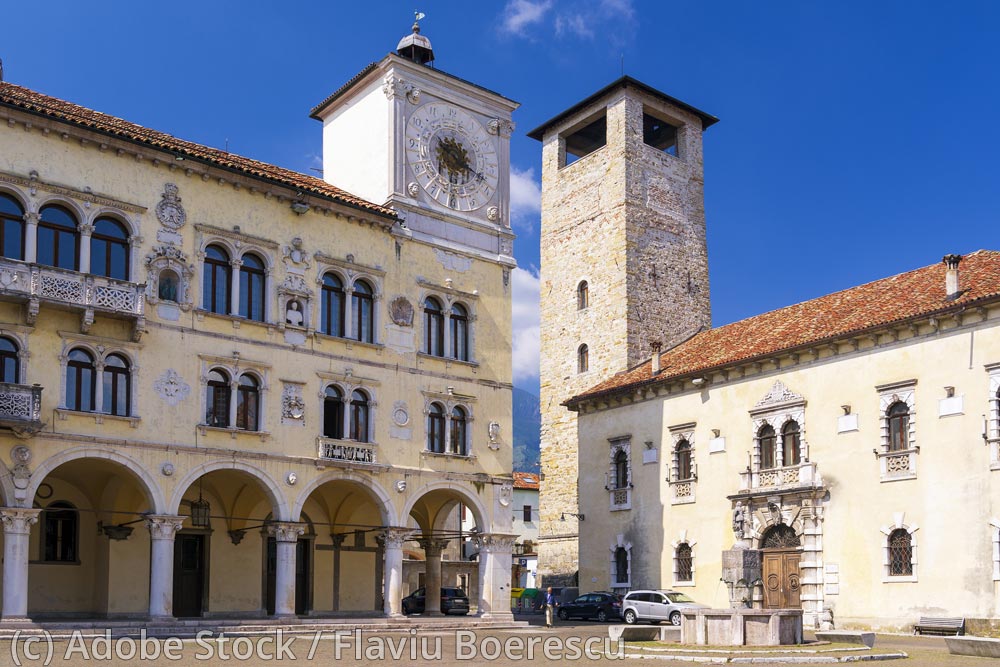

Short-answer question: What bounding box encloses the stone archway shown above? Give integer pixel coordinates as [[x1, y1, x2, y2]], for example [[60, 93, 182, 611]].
[[759, 524, 802, 610]]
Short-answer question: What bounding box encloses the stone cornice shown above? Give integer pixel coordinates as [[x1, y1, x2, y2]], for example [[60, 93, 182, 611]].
[[0, 169, 146, 214]]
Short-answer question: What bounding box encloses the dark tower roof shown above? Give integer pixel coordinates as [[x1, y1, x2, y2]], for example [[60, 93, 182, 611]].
[[396, 18, 434, 65]]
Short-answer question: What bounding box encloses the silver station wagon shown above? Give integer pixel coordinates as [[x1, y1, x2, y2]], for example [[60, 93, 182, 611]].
[[621, 590, 707, 625]]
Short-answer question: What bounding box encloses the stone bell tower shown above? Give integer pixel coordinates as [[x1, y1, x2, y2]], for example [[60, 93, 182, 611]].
[[529, 77, 717, 587]]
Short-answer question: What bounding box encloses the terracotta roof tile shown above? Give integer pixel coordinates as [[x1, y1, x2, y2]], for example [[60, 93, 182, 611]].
[[569, 251, 1000, 405], [513, 472, 540, 490], [0, 82, 396, 221]]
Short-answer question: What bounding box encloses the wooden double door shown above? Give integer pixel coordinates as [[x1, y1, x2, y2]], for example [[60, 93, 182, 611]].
[[762, 550, 801, 609]]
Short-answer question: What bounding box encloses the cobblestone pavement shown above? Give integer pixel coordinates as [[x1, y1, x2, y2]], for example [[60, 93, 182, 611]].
[[0, 615, 993, 666]]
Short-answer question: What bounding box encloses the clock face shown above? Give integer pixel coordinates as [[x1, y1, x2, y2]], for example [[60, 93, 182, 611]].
[[405, 102, 499, 212]]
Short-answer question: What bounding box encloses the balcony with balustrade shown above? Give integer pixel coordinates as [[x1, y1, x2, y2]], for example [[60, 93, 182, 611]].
[[738, 461, 823, 495], [317, 437, 379, 468], [0, 259, 146, 340], [0, 383, 44, 438]]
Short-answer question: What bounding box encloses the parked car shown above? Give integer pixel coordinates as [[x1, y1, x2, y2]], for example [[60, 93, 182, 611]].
[[557, 591, 622, 622], [621, 590, 706, 625], [401, 587, 470, 615]]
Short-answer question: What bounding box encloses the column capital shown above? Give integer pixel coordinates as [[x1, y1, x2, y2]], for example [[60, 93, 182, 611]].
[[381, 527, 415, 549], [0, 508, 40, 535], [331, 533, 347, 549], [417, 536, 450, 557], [268, 521, 305, 543], [473, 532, 518, 554], [144, 515, 186, 540]]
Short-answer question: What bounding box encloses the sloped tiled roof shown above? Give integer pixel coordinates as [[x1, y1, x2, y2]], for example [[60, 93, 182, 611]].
[[569, 251, 1000, 406], [513, 472, 540, 490], [0, 81, 396, 220]]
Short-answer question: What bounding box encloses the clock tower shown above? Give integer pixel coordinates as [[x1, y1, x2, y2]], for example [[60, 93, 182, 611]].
[[310, 20, 518, 264]]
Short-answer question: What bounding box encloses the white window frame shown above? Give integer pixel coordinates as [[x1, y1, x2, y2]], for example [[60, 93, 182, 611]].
[[314, 253, 386, 346], [420, 389, 475, 458], [670, 531, 697, 587], [668, 422, 696, 505], [194, 225, 278, 324], [876, 379, 917, 481], [57, 333, 140, 425], [197, 353, 271, 438], [607, 436, 632, 511], [880, 512, 918, 583], [748, 381, 808, 489], [610, 534, 632, 590]]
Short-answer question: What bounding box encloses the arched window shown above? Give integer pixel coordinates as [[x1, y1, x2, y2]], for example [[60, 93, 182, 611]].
[[323, 385, 344, 439], [451, 303, 469, 361], [236, 374, 260, 431], [352, 280, 374, 343], [578, 344, 589, 374], [350, 390, 370, 442], [0, 193, 25, 260], [158, 269, 180, 302], [102, 353, 131, 416], [760, 524, 801, 549], [321, 273, 345, 337], [427, 402, 446, 453], [239, 253, 266, 322], [613, 449, 629, 490], [424, 297, 444, 356], [577, 280, 589, 310], [43, 501, 78, 562], [66, 348, 95, 412], [91, 217, 129, 280], [675, 543, 693, 582], [450, 406, 468, 455], [206, 368, 231, 427], [888, 529, 913, 576], [0, 337, 19, 384], [676, 439, 693, 481], [758, 424, 777, 470], [203, 245, 232, 315], [887, 402, 909, 452], [782, 421, 801, 467], [38, 205, 79, 270], [614, 547, 629, 585]]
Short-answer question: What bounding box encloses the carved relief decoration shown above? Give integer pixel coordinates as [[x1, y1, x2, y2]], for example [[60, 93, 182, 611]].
[[145, 244, 195, 309], [281, 237, 311, 274], [498, 481, 513, 507], [281, 383, 306, 424], [389, 296, 414, 327], [155, 183, 187, 231], [153, 369, 191, 407], [488, 421, 501, 450]]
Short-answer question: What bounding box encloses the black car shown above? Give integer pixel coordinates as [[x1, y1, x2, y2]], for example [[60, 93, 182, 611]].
[[401, 587, 470, 615], [557, 592, 622, 622]]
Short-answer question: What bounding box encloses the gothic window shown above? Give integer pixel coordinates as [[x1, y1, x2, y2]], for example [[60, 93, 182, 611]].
[[239, 253, 266, 322], [90, 217, 130, 280], [351, 280, 374, 343], [577, 281, 589, 310], [0, 336, 19, 384], [323, 385, 344, 439], [0, 193, 25, 260], [102, 353, 131, 417], [578, 344, 589, 374], [66, 348, 96, 412], [782, 421, 801, 466], [236, 373, 260, 431], [887, 402, 910, 452], [888, 529, 913, 576], [320, 273, 345, 337], [758, 424, 777, 470], [450, 406, 468, 455], [203, 245, 232, 314], [675, 543, 693, 582], [451, 303, 469, 361], [42, 501, 78, 563], [38, 204, 79, 271], [427, 402, 446, 453], [614, 546, 629, 586], [424, 297, 444, 356], [613, 450, 629, 490], [206, 368, 231, 427], [350, 389, 370, 442], [676, 439, 693, 480]]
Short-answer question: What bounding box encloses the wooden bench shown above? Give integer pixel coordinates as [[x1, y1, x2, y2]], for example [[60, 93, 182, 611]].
[[913, 616, 965, 635]]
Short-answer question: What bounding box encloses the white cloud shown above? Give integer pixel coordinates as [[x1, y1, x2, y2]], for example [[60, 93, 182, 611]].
[[555, 14, 593, 39], [509, 166, 541, 231], [511, 266, 540, 384], [501, 0, 553, 35]]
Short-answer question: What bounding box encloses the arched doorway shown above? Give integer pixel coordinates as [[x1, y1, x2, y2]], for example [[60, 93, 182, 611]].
[[759, 523, 801, 609]]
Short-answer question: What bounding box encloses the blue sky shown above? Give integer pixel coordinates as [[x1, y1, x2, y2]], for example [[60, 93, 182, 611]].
[[3, 1, 997, 395]]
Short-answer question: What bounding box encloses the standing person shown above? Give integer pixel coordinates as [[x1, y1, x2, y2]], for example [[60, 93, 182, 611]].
[[545, 587, 557, 628]]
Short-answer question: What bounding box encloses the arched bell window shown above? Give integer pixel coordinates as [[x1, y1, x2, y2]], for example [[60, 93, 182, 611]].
[[782, 421, 801, 466], [451, 303, 469, 361], [676, 439, 693, 481], [427, 402, 446, 453], [66, 348, 96, 412], [236, 373, 260, 430], [887, 402, 910, 452], [206, 368, 231, 427], [43, 501, 78, 563], [323, 385, 344, 439], [102, 353, 131, 417], [758, 424, 777, 470], [0, 193, 25, 260], [91, 217, 130, 280], [321, 273, 345, 337], [38, 205, 79, 271], [239, 253, 266, 322], [203, 245, 232, 315], [450, 406, 468, 455], [350, 389, 370, 443], [352, 280, 374, 343], [0, 336, 19, 384], [424, 297, 444, 356]]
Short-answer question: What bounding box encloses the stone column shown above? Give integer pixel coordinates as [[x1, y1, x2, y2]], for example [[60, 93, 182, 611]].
[[382, 528, 411, 617], [229, 379, 240, 429], [1, 508, 40, 621], [145, 515, 186, 620], [475, 533, 517, 621], [229, 259, 242, 317], [93, 360, 106, 414], [330, 533, 346, 611], [343, 287, 354, 340], [23, 213, 38, 264], [442, 311, 451, 358], [269, 522, 304, 618], [78, 222, 94, 274], [419, 537, 449, 616]]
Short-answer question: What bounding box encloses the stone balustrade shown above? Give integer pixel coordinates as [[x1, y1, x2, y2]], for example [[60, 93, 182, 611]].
[[0, 383, 44, 437], [317, 438, 377, 464], [740, 461, 822, 492]]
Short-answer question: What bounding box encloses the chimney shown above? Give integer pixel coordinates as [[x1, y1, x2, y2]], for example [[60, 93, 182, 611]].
[[943, 254, 962, 300], [650, 341, 662, 375]]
